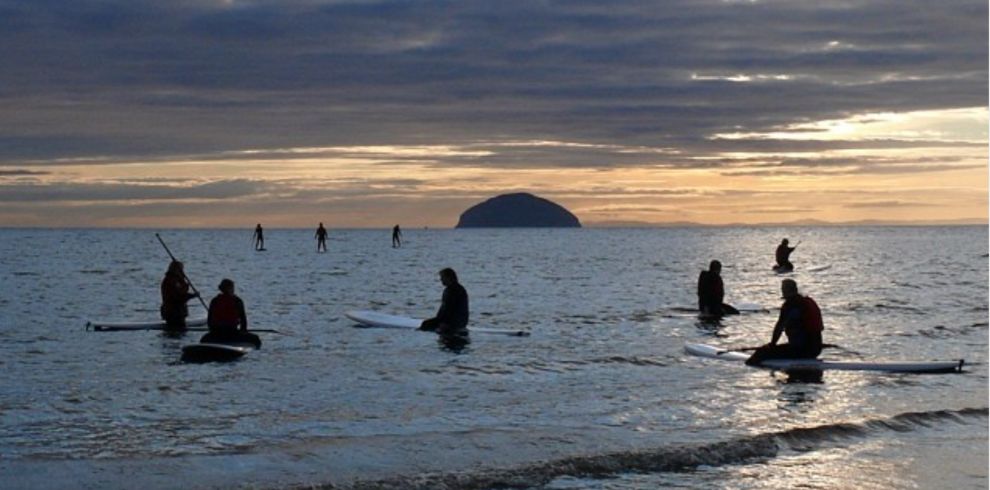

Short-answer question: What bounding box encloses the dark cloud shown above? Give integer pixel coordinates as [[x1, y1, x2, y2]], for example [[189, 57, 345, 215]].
[[0, 169, 50, 176], [0, 0, 984, 166], [0, 179, 270, 202]]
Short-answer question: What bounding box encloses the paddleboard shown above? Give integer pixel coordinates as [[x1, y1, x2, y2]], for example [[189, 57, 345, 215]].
[[345, 310, 531, 337], [87, 317, 208, 331], [806, 264, 832, 272], [685, 343, 964, 373], [181, 343, 252, 363], [772, 265, 794, 274]]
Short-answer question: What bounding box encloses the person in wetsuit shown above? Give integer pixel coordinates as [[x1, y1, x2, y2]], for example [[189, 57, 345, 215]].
[[775, 238, 797, 270], [203, 278, 261, 348], [253, 224, 265, 251], [746, 279, 823, 365], [315, 222, 328, 252], [160, 260, 198, 330], [419, 268, 469, 335], [392, 225, 402, 248], [697, 260, 738, 317]]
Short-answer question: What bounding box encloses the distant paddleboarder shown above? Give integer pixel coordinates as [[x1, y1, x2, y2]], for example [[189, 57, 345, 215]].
[[420, 268, 469, 335], [315, 222, 328, 252], [746, 279, 823, 365], [253, 224, 265, 251], [203, 279, 261, 348], [774, 238, 797, 271], [160, 260, 199, 330], [392, 224, 402, 248], [697, 260, 739, 317]]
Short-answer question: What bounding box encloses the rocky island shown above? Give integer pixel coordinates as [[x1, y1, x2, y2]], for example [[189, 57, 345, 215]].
[[455, 193, 581, 228]]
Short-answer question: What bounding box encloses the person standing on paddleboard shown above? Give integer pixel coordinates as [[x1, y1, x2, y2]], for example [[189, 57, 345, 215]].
[[160, 261, 199, 330], [775, 238, 797, 271], [746, 279, 823, 365], [392, 224, 402, 248], [204, 279, 260, 348], [253, 223, 265, 251], [315, 222, 328, 253], [697, 260, 739, 317], [420, 268, 469, 335]]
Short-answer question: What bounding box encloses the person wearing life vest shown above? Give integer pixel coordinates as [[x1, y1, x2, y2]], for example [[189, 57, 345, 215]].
[[697, 260, 739, 317], [204, 278, 261, 348], [746, 279, 823, 365], [160, 260, 198, 330]]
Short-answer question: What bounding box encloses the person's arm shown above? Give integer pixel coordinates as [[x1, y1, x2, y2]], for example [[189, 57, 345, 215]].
[[237, 297, 248, 331]]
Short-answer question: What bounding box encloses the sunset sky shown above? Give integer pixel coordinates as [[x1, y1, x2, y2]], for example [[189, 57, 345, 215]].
[[0, 0, 986, 227]]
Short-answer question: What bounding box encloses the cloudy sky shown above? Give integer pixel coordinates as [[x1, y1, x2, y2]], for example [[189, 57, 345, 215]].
[[0, 0, 986, 227]]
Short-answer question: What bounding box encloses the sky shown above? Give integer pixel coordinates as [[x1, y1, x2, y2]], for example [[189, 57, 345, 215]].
[[0, 0, 986, 228]]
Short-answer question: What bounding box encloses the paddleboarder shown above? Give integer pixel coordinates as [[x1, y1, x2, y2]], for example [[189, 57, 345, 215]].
[[315, 222, 328, 252], [203, 279, 260, 347], [419, 268, 469, 335], [160, 261, 199, 330], [392, 224, 402, 248], [775, 238, 797, 271], [746, 279, 823, 365], [253, 223, 265, 251], [697, 260, 739, 317]]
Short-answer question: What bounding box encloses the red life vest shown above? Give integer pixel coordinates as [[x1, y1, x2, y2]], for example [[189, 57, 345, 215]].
[[210, 294, 241, 328], [799, 296, 824, 333]]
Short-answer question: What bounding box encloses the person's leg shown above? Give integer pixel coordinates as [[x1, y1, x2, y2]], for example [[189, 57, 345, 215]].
[[419, 318, 439, 331], [746, 343, 797, 365]]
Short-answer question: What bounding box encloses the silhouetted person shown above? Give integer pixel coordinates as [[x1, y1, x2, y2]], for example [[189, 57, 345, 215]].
[[160, 260, 198, 330], [315, 222, 328, 252], [746, 279, 823, 365], [202, 278, 261, 348], [697, 260, 739, 317], [420, 268, 469, 335], [253, 224, 265, 251], [392, 224, 402, 248], [775, 238, 797, 271]]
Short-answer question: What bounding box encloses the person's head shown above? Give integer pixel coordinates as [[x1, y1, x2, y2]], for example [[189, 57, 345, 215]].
[[167, 260, 184, 274], [439, 268, 458, 286], [319, 222, 323, 226], [709, 260, 722, 273], [781, 278, 799, 299], [781, 238, 789, 245], [218, 278, 235, 294]]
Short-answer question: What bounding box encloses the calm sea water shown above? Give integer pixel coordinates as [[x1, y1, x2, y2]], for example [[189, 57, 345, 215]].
[[0, 227, 986, 489]]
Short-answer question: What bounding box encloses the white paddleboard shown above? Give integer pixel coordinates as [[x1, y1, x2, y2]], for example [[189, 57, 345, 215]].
[[806, 264, 832, 272], [87, 317, 208, 331], [685, 343, 964, 373], [345, 310, 530, 337]]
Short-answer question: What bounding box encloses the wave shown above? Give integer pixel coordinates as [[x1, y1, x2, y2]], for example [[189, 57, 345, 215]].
[[336, 407, 987, 490]]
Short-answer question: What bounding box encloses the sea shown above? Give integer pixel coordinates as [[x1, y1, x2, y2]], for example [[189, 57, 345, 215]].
[[0, 226, 987, 490]]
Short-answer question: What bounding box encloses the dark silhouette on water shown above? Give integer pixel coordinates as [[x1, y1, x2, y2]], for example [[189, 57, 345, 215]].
[[392, 224, 402, 248], [774, 238, 797, 271], [697, 260, 739, 318], [747, 279, 823, 366], [160, 260, 199, 331], [315, 223, 328, 253], [253, 224, 265, 251], [420, 268, 469, 335], [203, 278, 261, 348]]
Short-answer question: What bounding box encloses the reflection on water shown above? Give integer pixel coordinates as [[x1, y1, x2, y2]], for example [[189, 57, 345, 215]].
[[0, 227, 985, 489]]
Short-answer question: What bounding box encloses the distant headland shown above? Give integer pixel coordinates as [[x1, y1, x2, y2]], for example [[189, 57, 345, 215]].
[[456, 193, 582, 228]]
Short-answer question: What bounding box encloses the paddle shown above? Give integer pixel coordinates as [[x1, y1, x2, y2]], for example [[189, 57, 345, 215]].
[[155, 233, 286, 336], [156, 233, 209, 311]]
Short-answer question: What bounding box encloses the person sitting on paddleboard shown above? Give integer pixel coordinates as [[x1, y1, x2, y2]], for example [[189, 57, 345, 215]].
[[160, 260, 198, 330], [204, 279, 260, 347], [420, 268, 469, 335], [775, 238, 797, 270], [697, 260, 739, 317], [746, 279, 823, 365]]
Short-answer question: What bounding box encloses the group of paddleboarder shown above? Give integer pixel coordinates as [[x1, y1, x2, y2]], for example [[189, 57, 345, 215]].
[[697, 237, 822, 365], [160, 262, 261, 347], [252, 223, 403, 252]]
